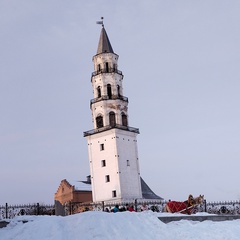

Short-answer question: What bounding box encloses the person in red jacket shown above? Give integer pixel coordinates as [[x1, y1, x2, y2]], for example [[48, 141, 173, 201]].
[[128, 205, 135, 212]]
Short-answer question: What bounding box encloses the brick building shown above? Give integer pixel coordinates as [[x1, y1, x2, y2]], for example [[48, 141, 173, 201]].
[[55, 178, 92, 215]]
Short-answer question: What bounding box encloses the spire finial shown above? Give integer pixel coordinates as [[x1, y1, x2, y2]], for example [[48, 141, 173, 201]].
[[96, 17, 104, 27]]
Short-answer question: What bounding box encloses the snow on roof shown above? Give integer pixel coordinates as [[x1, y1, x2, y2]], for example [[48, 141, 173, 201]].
[[67, 180, 92, 192]]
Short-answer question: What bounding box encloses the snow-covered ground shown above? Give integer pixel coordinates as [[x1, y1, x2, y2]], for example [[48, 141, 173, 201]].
[[1, 211, 240, 240]]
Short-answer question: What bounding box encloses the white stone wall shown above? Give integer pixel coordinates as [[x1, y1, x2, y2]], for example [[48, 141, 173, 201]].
[[87, 129, 142, 202], [115, 129, 142, 199], [91, 73, 123, 99]]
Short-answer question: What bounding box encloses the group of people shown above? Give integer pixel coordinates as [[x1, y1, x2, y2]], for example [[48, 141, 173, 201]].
[[105, 203, 148, 213]]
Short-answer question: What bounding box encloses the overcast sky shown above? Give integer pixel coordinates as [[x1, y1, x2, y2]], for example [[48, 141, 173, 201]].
[[1, 0, 240, 205]]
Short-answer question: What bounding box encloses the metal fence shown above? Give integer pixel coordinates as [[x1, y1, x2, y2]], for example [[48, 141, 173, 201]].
[[62, 199, 240, 216], [0, 203, 55, 219], [205, 201, 240, 215], [1, 200, 240, 219]]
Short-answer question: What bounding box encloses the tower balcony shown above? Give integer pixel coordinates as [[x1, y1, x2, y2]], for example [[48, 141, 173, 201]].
[[91, 68, 123, 78], [83, 124, 140, 137], [90, 95, 128, 105]]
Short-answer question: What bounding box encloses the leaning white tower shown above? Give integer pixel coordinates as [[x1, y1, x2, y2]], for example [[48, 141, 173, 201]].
[[84, 24, 142, 202]]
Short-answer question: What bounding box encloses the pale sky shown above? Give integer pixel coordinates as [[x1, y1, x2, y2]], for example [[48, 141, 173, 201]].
[[1, 0, 240, 205]]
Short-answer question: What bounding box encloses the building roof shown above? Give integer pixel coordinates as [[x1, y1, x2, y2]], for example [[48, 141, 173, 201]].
[[97, 27, 114, 54], [67, 180, 92, 191], [62, 177, 162, 200], [140, 177, 163, 200]]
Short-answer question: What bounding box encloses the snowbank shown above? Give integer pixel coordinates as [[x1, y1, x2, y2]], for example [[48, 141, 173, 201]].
[[1, 211, 240, 240]]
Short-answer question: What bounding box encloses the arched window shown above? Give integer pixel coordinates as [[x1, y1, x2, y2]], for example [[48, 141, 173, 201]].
[[107, 84, 112, 99], [122, 113, 128, 126], [109, 112, 116, 127], [97, 64, 101, 72], [96, 115, 103, 128], [105, 62, 109, 73], [97, 86, 101, 98], [117, 85, 121, 97]]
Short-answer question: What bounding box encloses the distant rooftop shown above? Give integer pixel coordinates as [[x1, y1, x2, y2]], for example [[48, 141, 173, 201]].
[[140, 177, 163, 200], [67, 180, 92, 192]]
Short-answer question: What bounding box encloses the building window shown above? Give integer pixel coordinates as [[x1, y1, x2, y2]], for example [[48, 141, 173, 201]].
[[105, 175, 110, 182], [100, 144, 104, 151], [105, 62, 109, 72], [107, 84, 112, 99], [109, 111, 116, 127], [127, 160, 130, 166], [101, 160, 106, 167], [122, 113, 128, 126], [97, 64, 101, 72], [97, 86, 101, 98], [112, 190, 117, 198], [117, 85, 121, 97], [96, 115, 103, 128]]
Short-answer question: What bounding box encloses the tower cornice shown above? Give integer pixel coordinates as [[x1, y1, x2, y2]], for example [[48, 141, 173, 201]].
[[91, 67, 123, 82], [90, 95, 128, 107], [83, 124, 139, 137]]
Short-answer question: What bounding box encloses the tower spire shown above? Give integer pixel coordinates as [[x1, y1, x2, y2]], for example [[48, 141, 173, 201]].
[[96, 18, 114, 54]]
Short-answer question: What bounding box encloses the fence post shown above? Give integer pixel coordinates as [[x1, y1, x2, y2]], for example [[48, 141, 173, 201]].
[[102, 201, 104, 211], [37, 203, 40, 215], [134, 199, 137, 212], [5, 203, 8, 219], [204, 199, 207, 212]]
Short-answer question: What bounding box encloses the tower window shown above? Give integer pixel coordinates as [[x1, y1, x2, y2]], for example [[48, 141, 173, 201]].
[[112, 190, 117, 198], [105, 62, 109, 73], [96, 116, 103, 128], [107, 84, 112, 99], [122, 113, 128, 126], [113, 63, 116, 71], [117, 85, 121, 97], [101, 160, 106, 167], [97, 86, 101, 98], [100, 144, 104, 151], [97, 64, 101, 72], [105, 175, 110, 182], [109, 111, 116, 127], [127, 160, 130, 166]]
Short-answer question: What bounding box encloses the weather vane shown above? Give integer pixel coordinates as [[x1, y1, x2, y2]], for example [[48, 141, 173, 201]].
[[96, 17, 104, 27]]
